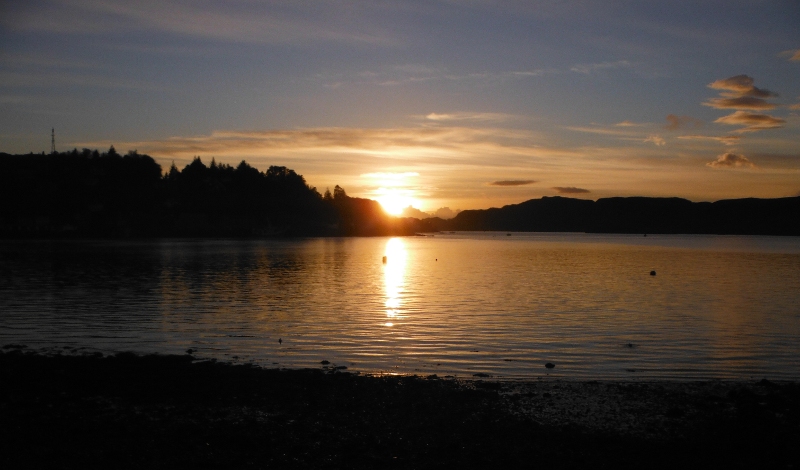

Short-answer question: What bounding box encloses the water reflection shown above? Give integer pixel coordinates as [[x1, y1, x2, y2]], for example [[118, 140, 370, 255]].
[[2, 236, 799, 379], [383, 238, 407, 326]]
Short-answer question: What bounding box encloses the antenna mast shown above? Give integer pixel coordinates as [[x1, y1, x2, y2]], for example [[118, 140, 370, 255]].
[[51, 128, 56, 154]]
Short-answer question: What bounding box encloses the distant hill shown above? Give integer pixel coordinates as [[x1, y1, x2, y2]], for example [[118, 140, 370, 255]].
[[448, 195, 800, 236], [2, 149, 797, 237]]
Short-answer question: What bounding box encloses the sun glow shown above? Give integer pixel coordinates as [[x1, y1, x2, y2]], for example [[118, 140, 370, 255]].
[[376, 189, 418, 216], [361, 171, 421, 216]]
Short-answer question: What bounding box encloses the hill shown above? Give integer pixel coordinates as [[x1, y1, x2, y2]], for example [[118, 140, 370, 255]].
[[448, 195, 800, 235]]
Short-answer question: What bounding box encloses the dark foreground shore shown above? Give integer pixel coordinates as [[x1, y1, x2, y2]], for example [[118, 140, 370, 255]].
[[1, 349, 798, 469]]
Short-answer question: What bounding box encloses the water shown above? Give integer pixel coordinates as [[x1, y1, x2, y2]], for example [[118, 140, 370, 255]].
[[1, 233, 799, 380]]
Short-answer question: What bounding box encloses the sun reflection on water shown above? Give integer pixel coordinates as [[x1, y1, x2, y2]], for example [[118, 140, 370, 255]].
[[383, 238, 407, 325]]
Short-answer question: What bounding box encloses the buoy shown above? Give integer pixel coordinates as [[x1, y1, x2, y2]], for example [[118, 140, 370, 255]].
[[650, 270, 656, 276], [382, 256, 387, 264]]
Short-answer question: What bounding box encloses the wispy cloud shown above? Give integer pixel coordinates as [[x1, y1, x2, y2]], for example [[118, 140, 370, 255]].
[[644, 135, 665, 146], [714, 111, 785, 132], [489, 180, 536, 186], [706, 152, 756, 169], [75, 126, 583, 174], [615, 120, 645, 127], [361, 172, 419, 179], [570, 60, 630, 74], [552, 187, 590, 194], [678, 135, 740, 146], [2, 0, 395, 46], [423, 112, 513, 122], [509, 70, 548, 77], [316, 65, 558, 90], [565, 126, 635, 136], [703, 96, 777, 110], [780, 49, 800, 61], [664, 114, 703, 130]]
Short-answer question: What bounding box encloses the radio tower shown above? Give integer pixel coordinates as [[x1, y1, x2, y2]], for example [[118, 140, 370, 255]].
[[51, 128, 56, 154]]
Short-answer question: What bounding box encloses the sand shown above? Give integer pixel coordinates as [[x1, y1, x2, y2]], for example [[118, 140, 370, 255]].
[[1, 347, 798, 469]]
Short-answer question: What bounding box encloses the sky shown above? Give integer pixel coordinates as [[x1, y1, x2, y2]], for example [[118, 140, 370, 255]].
[[1, 0, 799, 213]]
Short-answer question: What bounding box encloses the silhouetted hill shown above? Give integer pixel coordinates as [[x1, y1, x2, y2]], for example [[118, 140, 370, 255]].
[[0, 149, 422, 238], [3, 150, 797, 237], [448, 195, 800, 235]]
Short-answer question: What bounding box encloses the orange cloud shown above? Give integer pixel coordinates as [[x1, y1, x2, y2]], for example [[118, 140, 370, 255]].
[[677, 135, 740, 146], [706, 153, 756, 169], [489, 180, 536, 186], [714, 111, 785, 132], [703, 96, 776, 110], [552, 187, 590, 194], [664, 114, 703, 130], [780, 49, 800, 61], [708, 75, 777, 98]]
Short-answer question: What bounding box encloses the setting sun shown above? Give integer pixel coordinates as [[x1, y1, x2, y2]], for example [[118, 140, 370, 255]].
[[363, 172, 421, 216], [377, 190, 417, 216]]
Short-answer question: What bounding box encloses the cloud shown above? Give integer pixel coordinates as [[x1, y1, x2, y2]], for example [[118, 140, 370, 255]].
[[424, 112, 512, 122], [677, 135, 740, 146], [714, 111, 785, 132], [708, 75, 777, 98], [2, 0, 394, 46], [510, 70, 547, 77], [780, 49, 800, 61], [706, 153, 756, 169], [552, 187, 590, 194], [615, 120, 645, 127], [570, 60, 630, 74], [565, 126, 635, 136], [664, 114, 703, 130], [703, 96, 777, 110], [489, 180, 536, 186], [644, 135, 665, 146], [361, 172, 419, 179], [704, 76, 783, 132]]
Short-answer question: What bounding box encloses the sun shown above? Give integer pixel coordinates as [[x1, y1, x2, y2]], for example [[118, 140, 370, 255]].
[[363, 173, 421, 216], [377, 193, 411, 215], [376, 188, 418, 216]]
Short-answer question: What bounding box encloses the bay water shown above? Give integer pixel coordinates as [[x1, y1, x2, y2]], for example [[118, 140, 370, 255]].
[[1, 233, 798, 380]]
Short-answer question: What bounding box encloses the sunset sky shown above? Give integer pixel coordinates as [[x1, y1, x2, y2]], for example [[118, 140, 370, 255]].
[[1, 1, 799, 213]]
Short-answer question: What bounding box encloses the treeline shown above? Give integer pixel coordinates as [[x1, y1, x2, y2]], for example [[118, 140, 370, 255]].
[[0, 148, 430, 238], [448, 195, 800, 235], [4, 149, 796, 238]]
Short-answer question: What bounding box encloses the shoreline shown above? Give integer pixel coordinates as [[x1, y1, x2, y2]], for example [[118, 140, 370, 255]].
[[2, 349, 798, 468]]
